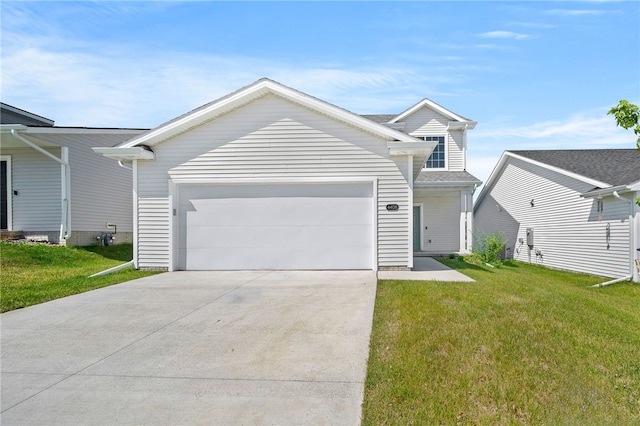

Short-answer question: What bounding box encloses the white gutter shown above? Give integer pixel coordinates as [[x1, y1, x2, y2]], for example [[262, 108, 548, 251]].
[[89, 260, 135, 277], [10, 129, 71, 241], [592, 190, 637, 287]]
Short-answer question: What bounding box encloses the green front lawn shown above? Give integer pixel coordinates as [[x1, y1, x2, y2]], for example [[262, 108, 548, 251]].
[[0, 242, 159, 313], [363, 260, 640, 425]]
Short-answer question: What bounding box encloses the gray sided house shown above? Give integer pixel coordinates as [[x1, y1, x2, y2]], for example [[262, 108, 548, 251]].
[[0, 103, 147, 245], [474, 149, 640, 282], [95, 78, 481, 271]]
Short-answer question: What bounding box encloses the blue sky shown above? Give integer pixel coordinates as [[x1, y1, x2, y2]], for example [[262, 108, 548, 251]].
[[2, 1, 639, 188]]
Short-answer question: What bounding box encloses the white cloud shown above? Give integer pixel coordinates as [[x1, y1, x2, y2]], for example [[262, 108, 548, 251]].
[[474, 111, 635, 148], [1, 33, 425, 127], [475, 44, 515, 51], [544, 9, 611, 16], [478, 31, 533, 40]]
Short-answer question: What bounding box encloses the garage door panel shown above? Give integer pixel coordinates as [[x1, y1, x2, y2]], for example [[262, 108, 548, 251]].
[[178, 183, 373, 200], [182, 224, 371, 249], [177, 183, 374, 270], [182, 198, 372, 227], [184, 246, 373, 270]]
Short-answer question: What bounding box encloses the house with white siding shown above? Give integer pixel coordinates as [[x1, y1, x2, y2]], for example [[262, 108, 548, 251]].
[[474, 149, 640, 283], [0, 103, 147, 245], [95, 78, 481, 271]]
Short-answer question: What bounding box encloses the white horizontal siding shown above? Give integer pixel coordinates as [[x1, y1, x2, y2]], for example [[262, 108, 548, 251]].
[[447, 130, 464, 171], [402, 107, 464, 171], [137, 197, 170, 269], [36, 132, 141, 235], [475, 157, 630, 278], [403, 107, 448, 135], [137, 94, 411, 269], [0, 147, 61, 234]]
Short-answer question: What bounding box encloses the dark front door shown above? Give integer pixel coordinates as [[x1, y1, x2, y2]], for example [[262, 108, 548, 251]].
[[1, 160, 7, 229]]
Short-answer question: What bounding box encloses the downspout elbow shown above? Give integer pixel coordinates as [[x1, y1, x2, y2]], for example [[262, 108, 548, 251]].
[[118, 160, 133, 171]]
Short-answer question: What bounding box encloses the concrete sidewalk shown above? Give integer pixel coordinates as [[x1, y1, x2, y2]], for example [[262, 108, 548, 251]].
[[1, 270, 377, 425], [377, 257, 475, 282]]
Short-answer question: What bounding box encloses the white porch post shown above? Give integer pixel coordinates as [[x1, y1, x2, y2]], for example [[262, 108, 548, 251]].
[[408, 155, 414, 269], [460, 190, 473, 254], [132, 160, 139, 269]]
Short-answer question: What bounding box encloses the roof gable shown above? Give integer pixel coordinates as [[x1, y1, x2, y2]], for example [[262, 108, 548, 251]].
[[120, 78, 421, 148], [511, 149, 640, 187], [0, 103, 54, 126], [388, 98, 476, 128], [475, 149, 640, 207]]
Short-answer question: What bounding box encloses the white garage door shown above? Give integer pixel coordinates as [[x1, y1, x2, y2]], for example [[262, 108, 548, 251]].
[[176, 183, 374, 270]]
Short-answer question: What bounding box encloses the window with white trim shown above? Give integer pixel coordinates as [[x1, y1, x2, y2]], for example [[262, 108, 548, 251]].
[[422, 136, 446, 169]]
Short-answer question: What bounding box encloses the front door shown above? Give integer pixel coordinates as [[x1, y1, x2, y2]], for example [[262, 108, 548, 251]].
[[1, 159, 8, 230], [413, 205, 421, 251]]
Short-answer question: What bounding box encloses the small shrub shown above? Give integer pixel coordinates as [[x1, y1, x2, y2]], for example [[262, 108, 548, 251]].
[[472, 231, 507, 267], [448, 253, 457, 260]]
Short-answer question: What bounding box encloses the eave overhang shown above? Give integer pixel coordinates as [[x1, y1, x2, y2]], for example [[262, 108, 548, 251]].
[[119, 78, 422, 149], [447, 121, 477, 130], [580, 185, 632, 199], [387, 140, 436, 156], [92, 147, 155, 161]]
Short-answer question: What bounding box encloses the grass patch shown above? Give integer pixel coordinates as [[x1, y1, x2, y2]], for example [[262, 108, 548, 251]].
[[1, 242, 159, 313], [363, 259, 640, 425]]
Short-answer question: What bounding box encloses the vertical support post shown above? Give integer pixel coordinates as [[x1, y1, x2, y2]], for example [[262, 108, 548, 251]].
[[408, 155, 414, 269], [59, 147, 70, 244], [132, 160, 139, 269]]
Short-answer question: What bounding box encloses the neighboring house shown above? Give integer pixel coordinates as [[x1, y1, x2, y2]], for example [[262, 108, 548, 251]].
[[474, 149, 640, 282], [0, 103, 147, 245], [95, 78, 481, 271]]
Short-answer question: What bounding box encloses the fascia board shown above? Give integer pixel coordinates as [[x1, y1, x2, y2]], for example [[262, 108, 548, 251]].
[[388, 140, 437, 156], [389, 98, 472, 124], [122, 79, 419, 148], [121, 83, 271, 148], [0, 124, 28, 132], [628, 179, 640, 191], [507, 152, 611, 188], [474, 151, 511, 208], [24, 127, 147, 135], [447, 121, 477, 130], [580, 185, 631, 198], [93, 147, 155, 160], [414, 181, 480, 189]]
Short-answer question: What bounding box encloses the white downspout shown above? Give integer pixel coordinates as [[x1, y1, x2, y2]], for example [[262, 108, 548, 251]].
[[462, 123, 469, 171], [118, 160, 133, 171], [89, 260, 135, 277], [11, 129, 71, 242], [132, 160, 139, 269], [592, 190, 635, 287]]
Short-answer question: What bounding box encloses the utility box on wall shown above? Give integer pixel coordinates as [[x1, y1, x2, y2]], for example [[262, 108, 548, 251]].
[[526, 228, 534, 248]]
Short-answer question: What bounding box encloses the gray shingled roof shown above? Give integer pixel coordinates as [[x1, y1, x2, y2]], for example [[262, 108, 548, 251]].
[[415, 170, 482, 184], [511, 149, 640, 187], [360, 114, 397, 124]]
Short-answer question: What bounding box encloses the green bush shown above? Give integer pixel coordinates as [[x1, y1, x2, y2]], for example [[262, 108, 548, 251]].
[[471, 231, 507, 267]]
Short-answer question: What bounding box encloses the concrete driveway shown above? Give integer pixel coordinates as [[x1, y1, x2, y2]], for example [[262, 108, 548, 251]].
[[1, 270, 377, 425]]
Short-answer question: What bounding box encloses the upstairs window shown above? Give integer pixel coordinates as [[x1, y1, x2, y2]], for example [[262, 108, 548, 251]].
[[422, 136, 446, 169]]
